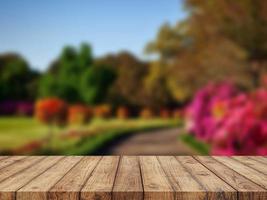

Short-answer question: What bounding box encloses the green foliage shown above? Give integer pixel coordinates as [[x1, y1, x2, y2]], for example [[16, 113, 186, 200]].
[[0, 53, 39, 101], [143, 61, 175, 109], [96, 52, 149, 107], [146, 0, 267, 101], [80, 65, 116, 105], [39, 43, 116, 104], [39, 44, 88, 102]]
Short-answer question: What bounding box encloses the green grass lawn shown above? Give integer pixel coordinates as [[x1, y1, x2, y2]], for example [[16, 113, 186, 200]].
[[0, 117, 49, 149], [0, 117, 179, 154]]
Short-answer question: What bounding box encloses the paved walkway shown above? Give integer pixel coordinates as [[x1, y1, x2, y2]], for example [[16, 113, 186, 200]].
[[99, 128, 199, 155]]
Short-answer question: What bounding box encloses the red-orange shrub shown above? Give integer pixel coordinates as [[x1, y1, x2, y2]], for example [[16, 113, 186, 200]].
[[35, 98, 67, 125], [68, 105, 92, 124], [94, 104, 111, 118], [173, 109, 181, 119], [116, 106, 130, 119], [160, 108, 171, 119], [140, 108, 154, 119]]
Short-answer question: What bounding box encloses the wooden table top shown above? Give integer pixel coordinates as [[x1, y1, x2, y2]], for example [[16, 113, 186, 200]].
[[0, 156, 266, 200]]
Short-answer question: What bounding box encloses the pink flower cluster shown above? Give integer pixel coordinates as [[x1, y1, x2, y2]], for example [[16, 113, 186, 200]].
[[186, 82, 267, 155]]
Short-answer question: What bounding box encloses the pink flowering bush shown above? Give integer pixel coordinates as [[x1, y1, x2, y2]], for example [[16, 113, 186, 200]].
[[186, 82, 267, 155]]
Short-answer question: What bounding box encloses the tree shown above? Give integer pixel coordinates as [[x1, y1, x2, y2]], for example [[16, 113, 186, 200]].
[[0, 53, 39, 101], [39, 43, 116, 105], [39, 44, 93, 103], [80, 65, 116, 105], [185, 0, 267, 86], [146, 0, 267, 101], [95, 52, 149, 107], [143, 61, 175, 109]]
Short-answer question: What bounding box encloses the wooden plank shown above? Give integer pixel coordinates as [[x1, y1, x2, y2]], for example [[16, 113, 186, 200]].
[[17, 156, 82, 200], [81, 156, 120, 200], [112, 156, 143, 200], [0, 156, 63, 200], [0, 156, 43, 183], [0, 157, 8, 162], [49, 156, 101, 200], [249, 156, 267, 165], [0, 156, 26, 170], [233, 156, 267, 175], [158, 156, 206, 200], [177, 156, 237, 200], [195, 156, 267, 200], [214, 156, 267, 190], [139, 156, 174, 200]]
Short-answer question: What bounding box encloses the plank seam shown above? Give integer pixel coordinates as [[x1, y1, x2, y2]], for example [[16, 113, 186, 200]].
[[0, 156, 10, 162], [0, 156, 45, 185], [14, 156, 66, 200], [175, 156, 209, 197], [192, 156, 237, 191], [193, 156, 254, 200], [137, 156, 145, 200], [78, 156, 103, 200], [156, 156, 176, 200], [213, 157, 267, 191], [0, 156, 27, 171], [111, 156, 122, 200], [231, 157, 267, 176], [43, 156, 83, 200], [249, 156, 267, 165]]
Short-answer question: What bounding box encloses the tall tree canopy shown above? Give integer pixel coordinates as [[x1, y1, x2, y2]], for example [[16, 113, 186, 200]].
[[39, 43, 116, 105], [147, 0, 267, 101], [95, 52, 149, 107], [0, 53, 39, 101]]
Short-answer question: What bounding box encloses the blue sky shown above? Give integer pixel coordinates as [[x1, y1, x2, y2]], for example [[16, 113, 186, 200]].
[[0, 0, 186, 71]]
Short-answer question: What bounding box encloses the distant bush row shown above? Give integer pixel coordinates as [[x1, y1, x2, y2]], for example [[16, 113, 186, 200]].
[[34, 98, 181, 126], [0, 101, 34, 116]]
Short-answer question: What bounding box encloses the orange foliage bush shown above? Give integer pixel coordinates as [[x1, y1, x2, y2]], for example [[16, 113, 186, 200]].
[[160, 108, 171, 119], [116, 106, 130, 119], [94, 104, 111, 118], [173, 109, 181, 119], [140, 108, 154, 119], [68, 105, 92, 124], [35, 98, 67, 125]]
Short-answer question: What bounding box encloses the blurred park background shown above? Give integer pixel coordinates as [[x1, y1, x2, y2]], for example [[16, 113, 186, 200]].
[[1, 0, 267, 155]]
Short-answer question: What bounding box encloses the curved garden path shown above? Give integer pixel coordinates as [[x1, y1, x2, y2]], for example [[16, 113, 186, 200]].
[[99, 128, 199, 155]]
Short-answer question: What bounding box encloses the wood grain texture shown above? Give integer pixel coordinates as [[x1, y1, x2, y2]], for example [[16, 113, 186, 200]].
[[112, 156, 143, 200], [0, 157, 8, 162], [177, 156, 237, 200], [0, 156, 63, 200], [140, 156, 174, 200], [17, 156, 82, 200], [81, 156, 120, 200], [233, 156, 267, 175], [0, 156, 26, 170], [0, 156, 266, 200], [49, 156, 101, 200], [249, 156, 267, 165], [0, 156, 43, 183], [158, 156, 206, 200], [214, 156, 267, 190], [195, 156, 267, 200]]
